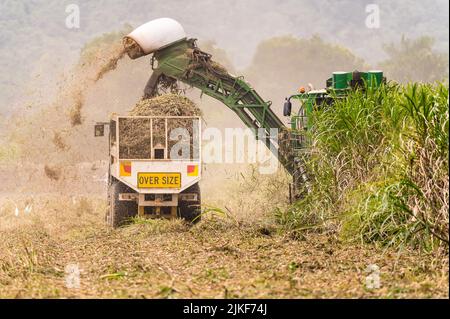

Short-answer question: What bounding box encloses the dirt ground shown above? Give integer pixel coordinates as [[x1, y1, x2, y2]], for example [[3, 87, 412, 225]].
[[0, 35, 447, 299], [0, 189, 447, 299]]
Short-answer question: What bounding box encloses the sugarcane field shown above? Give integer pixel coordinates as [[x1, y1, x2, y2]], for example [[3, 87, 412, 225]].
[[0, 0, 448, 309]]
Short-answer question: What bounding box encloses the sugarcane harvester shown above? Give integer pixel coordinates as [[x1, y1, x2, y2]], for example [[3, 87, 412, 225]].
[[123, 18, 385, 198]]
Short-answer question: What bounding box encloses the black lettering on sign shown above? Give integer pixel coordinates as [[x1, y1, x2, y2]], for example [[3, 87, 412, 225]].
[[138, 174, 180, 187]]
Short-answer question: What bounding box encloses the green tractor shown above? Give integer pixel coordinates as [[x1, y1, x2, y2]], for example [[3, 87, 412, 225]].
[[284, 70, 385, 150], [282, 70, 385, 197], [123, 18, 385, 199]]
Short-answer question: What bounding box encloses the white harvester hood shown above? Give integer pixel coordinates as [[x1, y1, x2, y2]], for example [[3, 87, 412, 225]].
[[126, 17, 186, 55]]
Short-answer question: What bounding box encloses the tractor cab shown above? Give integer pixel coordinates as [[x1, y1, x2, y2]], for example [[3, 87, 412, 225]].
[[282, 70, 385, 151]]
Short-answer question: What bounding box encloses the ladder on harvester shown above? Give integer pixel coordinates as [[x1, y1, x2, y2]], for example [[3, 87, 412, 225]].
[[289, 113, 312, 200]]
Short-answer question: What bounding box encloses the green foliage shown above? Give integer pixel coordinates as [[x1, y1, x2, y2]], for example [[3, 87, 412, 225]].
[[380, 36, 449, 83], [342, 179, 442, 250], [279, 82, 449, 252]]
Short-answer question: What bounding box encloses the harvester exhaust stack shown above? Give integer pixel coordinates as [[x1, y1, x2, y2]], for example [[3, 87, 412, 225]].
[[123, 17, 186, 59]]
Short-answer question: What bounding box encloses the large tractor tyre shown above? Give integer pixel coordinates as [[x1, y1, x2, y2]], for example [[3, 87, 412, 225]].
[[179, 183, 201, 223], [107, 182, 138, 228]]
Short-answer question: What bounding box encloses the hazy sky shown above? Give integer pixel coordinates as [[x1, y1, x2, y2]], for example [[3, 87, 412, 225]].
[[0, 0, 448, 113]]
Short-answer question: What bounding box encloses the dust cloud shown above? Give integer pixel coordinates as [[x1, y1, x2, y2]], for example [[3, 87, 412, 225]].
[[0, 30, 289, 220]]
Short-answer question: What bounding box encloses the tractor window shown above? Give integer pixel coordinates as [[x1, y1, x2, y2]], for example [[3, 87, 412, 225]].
[[296, 105, 308, 130], [153, 148, 165, 159]]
